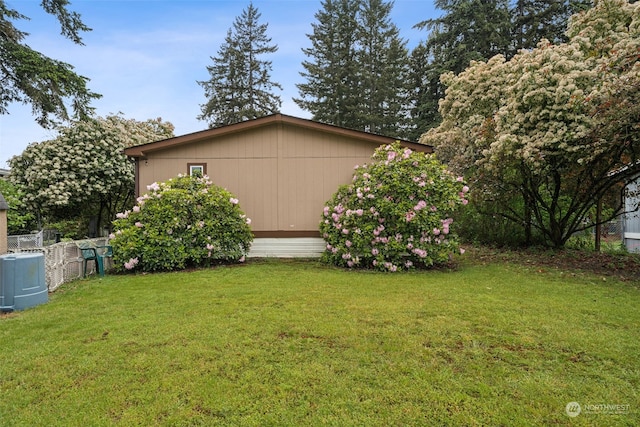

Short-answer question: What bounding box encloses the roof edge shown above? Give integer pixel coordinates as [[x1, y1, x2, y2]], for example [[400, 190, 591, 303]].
[[124, 113, 432, 157]]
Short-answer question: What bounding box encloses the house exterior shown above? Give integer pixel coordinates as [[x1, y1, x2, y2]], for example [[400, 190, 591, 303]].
[[124, 114, 432, 241], [624, 175, 640, 253]]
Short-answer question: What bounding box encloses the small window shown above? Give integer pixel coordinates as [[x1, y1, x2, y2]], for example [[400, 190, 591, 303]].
[[188, 163, 207, 177]]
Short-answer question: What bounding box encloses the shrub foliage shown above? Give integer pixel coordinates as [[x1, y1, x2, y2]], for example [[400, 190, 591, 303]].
[[320, 143, 468, 271], [110, 175, 253, 272]]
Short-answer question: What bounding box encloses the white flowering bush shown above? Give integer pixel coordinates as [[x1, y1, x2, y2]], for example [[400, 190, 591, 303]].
[[9, 115, 174, 234], [320, 143, 468, 272], [421, 0, 640, 247], [110, 174, 253, 272]]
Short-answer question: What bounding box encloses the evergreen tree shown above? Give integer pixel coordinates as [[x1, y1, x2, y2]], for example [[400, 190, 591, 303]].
[[0, 0, 101, 128], [510, 0, 592, 56], [355, 0, 411, 138], [409, 0, 592, 135], [296, 0, 410, 138], [295, 0, 361, 128], [198, 2, 282, 128], [407, 42, 442, 140], [415, 0, 512, 76]]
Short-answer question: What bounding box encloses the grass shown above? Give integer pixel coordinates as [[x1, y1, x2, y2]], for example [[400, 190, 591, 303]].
[[1, 255, 639, 426]]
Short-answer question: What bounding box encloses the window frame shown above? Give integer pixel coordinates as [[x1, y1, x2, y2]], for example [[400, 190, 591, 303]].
[[187, 163, 207, 177]]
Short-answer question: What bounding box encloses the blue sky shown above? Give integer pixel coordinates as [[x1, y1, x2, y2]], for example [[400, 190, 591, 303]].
[[0, 0, 439, 168]]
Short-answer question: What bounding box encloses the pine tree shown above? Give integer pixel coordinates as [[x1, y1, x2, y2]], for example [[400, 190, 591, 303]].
[[296, 0, 410, 138], [295, 0, 361, 128], [198, 2, 282, 128]]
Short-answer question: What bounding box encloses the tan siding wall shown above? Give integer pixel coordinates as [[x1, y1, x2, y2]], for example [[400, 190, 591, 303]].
[[138, 123, 384, 232]]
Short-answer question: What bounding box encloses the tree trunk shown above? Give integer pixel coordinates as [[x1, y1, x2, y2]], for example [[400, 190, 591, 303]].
[[595, 198, 602, 252]]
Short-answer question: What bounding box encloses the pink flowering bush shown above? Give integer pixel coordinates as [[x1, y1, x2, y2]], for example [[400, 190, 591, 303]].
[[320, 143, 468, 272], [110, 174, 253, 272]]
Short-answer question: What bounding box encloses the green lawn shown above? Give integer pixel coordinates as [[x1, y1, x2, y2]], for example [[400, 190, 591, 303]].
[[0, 256, 638, 426]]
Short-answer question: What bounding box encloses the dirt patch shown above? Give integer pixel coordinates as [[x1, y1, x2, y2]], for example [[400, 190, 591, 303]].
[[465, 245, 640, 282]]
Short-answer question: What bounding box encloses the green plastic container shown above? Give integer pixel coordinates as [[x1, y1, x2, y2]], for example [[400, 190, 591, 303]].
[[0, 253, 48, 312]]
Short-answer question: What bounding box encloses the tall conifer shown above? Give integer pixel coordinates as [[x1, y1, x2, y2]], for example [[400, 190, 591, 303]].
[[409, 0, 592, 134], [296, 0, 410, 138], [295, 0, 360, 128], [198, 3, 282, 128], [355, 0, 411, 138]]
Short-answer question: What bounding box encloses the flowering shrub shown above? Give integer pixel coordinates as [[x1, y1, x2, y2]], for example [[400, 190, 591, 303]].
[[110, 174, 253, 272], [8, 115, 174, 232], [320, 143, 468, 271], [420, 0, 640, 247]]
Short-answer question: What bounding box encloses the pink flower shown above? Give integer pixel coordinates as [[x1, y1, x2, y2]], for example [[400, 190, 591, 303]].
[[412, 248, 427, 258], [460, 248, 466, 255], [323, 206, 330, 216], [433, 228, 440, 235], [124, 257, 139, 270], [347, 260, 354, 267], [239, 255, 246, 263], [147, 182, 160, 191], [414, 200, 427, 211], [229, 197, 239, 205], [371, 248, 379, 256], [456, 176, 464, 182], [387, 151, 396, 162], [462, 199, 469, 205], [135, 222, 144, 228], [345, 240, 352, 248], [405, 211, 416, 222], [462, 185, 470, 193], [132, 205, 140, 213], [342, 228, 349, 234], [246, 218, 252, 225]]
